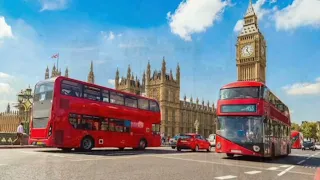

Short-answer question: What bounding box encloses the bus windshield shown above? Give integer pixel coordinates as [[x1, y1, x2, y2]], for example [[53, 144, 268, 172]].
[[217, 116, 262, 143], [219, 87, 259, 100], [34, 82, 54, 102]]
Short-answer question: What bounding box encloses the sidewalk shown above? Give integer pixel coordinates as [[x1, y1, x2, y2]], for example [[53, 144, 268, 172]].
[[0, 145, 44, 149]]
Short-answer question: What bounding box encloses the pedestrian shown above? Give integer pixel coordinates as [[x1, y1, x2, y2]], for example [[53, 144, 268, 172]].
[[12, 122, 24, 145]]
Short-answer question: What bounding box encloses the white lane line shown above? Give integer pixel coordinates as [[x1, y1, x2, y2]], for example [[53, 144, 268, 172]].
[[214, 175, 237, 179], [278, 165, 295, 176], [50, 154, 65, 158], [244, 171, 261, 175], [291, 154, 309, 156], [152, 155, 314, 176], [267, 167, 279, 170], [70, 154, 152, 162], [280, 165, 290, 168], [297, 160, 305, 165], [0, 164, 6, 166]]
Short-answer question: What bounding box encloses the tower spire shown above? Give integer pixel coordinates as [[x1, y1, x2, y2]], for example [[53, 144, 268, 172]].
[[87, 61, 95, 83]]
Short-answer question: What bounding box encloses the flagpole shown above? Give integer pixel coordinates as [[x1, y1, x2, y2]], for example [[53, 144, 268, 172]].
[[57, 53, 59, 70]]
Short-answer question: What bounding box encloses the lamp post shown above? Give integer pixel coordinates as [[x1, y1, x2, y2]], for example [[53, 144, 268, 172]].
[[16, 85, 33, 135], [194, 119, 199, 134]]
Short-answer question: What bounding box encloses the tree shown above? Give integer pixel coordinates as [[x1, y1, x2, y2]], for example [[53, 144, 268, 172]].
[[301, 122, 317, 140], [291, 123, 301, 131]]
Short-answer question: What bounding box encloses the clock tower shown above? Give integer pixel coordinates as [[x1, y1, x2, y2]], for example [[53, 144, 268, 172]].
[[236, 0, 266, 84]]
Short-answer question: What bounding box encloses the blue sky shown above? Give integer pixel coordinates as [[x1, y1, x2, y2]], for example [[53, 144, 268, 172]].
[[0, 0, 319, 124]]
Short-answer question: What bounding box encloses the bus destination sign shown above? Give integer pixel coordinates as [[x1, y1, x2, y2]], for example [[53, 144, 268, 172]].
[[221, 104, 256, 113]]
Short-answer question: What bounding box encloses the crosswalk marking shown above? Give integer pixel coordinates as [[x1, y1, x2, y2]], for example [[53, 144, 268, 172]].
[[280, 165, 290, 168], [267, 167, 278, 170], [297, 160, 305, 164], [244, 171, 261, 175], [214, 175, 237, 179]]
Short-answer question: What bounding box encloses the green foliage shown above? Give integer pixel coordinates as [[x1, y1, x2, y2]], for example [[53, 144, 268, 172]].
[[291, 123, 301, 131], [301, 122, 318, 140]]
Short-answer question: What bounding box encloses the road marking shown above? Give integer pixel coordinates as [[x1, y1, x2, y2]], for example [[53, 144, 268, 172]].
[[280, 165, 290, 168], [278, 165, 295, 176], [70, 154, 151, 162], [244, 171, 261, 175], [0, 164, 6, 166], [152, 155, 314, 176], [291, 154, 309, 156], [267, 167, 278, 170], [214, 175, 237, 179], [50, 154, 65, 158], [297, 160, 305, 164]]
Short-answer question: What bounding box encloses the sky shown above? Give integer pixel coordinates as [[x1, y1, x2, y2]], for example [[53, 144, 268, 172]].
[[0, 0, 319, 124]]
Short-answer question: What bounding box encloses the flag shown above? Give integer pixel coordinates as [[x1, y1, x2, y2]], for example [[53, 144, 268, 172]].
[[51, 53, 59, 59]]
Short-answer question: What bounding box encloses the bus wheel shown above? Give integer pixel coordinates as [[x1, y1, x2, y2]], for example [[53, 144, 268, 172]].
[[138, 139, 147, 150], [81, 136, 94, 151]]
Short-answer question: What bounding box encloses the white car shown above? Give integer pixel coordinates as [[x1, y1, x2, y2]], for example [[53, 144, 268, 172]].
[[315, 143, 320, 150], [207, 134, 216, 147]]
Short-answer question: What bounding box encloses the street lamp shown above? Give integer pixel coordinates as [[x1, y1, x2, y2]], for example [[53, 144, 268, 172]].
[[15, 85, 33, 135]]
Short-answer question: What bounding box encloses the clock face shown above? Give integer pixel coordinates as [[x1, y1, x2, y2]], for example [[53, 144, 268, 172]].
[[241, 44, 254, 57]]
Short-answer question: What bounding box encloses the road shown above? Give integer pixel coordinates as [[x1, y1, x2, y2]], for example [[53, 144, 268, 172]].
[[0, 147, 319, 180]]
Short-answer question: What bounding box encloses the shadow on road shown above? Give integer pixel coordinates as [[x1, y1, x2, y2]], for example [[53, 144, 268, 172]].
[[221, 151, 320, 168], [36, 147, 197, 157]]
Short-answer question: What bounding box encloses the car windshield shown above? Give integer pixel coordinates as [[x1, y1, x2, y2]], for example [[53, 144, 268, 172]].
[[219, 87, 260, 100], [179, 135, 193, 140], [217, 116, 263, 143]]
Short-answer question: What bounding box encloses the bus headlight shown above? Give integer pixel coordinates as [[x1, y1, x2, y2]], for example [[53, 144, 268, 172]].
[[253, 145, 260, 152], [216, 142, 221, 149]]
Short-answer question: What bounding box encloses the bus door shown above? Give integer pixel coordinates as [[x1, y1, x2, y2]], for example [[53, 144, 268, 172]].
[[263, 117, 271, 156]]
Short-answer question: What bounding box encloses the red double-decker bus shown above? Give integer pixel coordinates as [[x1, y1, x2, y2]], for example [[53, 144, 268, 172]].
[[29, 76, 161, 151], [215, 81, 291, 158], [291, 131, 303, 149]]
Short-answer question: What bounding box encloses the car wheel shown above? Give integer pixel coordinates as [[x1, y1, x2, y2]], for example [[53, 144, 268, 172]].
[[207, 146, 211, 152], [177, 148, 181, 152]]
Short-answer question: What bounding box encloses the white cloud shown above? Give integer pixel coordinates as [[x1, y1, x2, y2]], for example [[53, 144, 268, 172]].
[[101, 31, 120, 40], [233, 0, 275, 32], [39, 0, 69, 12], [0, 16, 13, 39], [270, 0, 277, 4], [0, 72, 12, 79], [0, 83, 12, 94], [167, 0, 230, 41], [108, 79, 115, 85], [274, 0, 320, 31], [282, 77, 320, 95]]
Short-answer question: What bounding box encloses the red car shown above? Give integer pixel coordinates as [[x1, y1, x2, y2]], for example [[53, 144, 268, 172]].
[[176, 133, 211, 152]]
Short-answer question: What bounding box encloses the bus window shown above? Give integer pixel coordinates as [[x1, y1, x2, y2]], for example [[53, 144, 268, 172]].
[[138, 98, 149, 110], [83, 86, 101, 101], [150, 100, 160, 112], [125, 96, 138, 108], [219, 87, 259, 100], [110, 91, 124, 105], [34, 82, 54, 102], [61, 80, 82, 97], [152, 124, 160, 134], [102, 90, 109, 103]]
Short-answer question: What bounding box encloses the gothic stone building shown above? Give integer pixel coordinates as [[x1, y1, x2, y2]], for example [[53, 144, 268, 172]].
[[115, 58, 216, 137], [43, 60, 216, 137], [236, 0, 267, 84]]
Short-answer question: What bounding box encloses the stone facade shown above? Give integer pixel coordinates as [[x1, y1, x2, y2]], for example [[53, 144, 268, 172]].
[[236, 0, 267, 84], [115, 58, 216, 137]]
